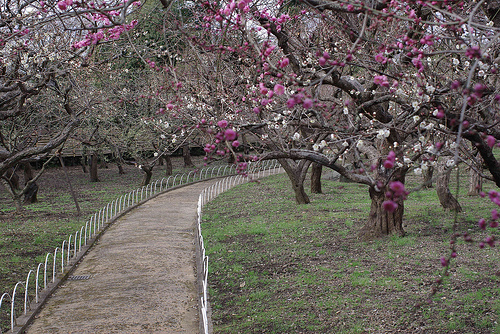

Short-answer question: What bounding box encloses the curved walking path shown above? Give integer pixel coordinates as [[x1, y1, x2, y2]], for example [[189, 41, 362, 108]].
[[24, 179, 219, 334]]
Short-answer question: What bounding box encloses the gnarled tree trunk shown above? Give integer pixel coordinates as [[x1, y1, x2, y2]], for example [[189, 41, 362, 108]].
[[22, 162, 38, 204], [141, 165, 153, 186], [436, 163, 462, 212], [279, 158, 311, 204], [360, 168, 407, 239], [165, 154, 173, 176], [89, 151, 99, 182], [310, 162, 322, 194]]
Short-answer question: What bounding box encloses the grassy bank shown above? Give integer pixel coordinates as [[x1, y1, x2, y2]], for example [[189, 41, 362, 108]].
[[202, 172, 500, 333]]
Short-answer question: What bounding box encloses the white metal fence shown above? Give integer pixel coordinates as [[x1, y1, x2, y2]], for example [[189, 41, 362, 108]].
[[0, 161, 278, 333], [195, 160, 283, 334]]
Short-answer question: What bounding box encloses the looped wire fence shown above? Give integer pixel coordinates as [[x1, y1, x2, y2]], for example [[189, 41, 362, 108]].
[[0, 160, 280, 333], [195, 160, 283, 334]]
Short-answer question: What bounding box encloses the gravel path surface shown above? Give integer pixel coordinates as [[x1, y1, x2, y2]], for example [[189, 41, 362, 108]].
[[25, 180, 218, 334]]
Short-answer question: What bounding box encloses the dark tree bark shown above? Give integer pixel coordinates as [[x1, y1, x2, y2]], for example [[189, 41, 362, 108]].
[[182, 144, 194, 167], [423, 165, 434, 188], [310, 162, 323, 194], [165, 154, 173, 176], [279, 158, 311, 204], [141, 165, 153, 186], [22, 162, 38, 204], [436, 163, 462, 212], [89, 151, 99, 182], [80, 155, 88, 173]]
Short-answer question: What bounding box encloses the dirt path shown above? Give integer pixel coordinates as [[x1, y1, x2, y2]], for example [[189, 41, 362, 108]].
[[25, 180, 219, 334]]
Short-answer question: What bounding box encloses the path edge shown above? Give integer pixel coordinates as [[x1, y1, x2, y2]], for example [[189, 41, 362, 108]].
[[10, 176, 229, 334]]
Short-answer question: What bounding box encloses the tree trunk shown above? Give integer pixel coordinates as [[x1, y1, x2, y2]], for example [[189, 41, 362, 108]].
[[90, 152, 99, 182], [360, 168, 407, 239], [468, 156, 483, 196], [22, 162, 38, 204], [80, 156, 87, 173], [310, 162, 323, 194], [279, 158, 311, 204], [165, 155, 173, 176], [423, 165, 434, 188], [182, 144, 194, 167], [58, 156, 81, 215], [117, 161, 125, 175], [141, 166, 153, 186], [360, 185, 405, 239], [436, 163, 462, 212]]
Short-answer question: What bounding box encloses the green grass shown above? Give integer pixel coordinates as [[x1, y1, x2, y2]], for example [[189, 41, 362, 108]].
[[202, 172, 500, 334]]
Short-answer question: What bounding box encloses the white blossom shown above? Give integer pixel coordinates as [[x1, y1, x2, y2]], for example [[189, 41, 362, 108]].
[[292, 132, 301, 141], [342, 141, 349, 147], [377, 129, 390, 139], [313, 144, 320, 151], [413, 115, 420, 122], [446, 159, 455, 167], [452, 58, 460, 66], [414, 168, 422, 176]]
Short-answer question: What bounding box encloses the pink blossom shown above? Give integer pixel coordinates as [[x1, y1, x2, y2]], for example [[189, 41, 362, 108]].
[[253, 107, 260, 114], [478, 218, 487, 230], [224, 129, 237, 141], [373, 75, 389, 87], [450, 80, 461, 90], [286, 98, 296, 108], [261, 98, 269, 106], [374, 53, 387, 63], [57, 0, 67, 10], [440, 257, 448, 267], [485, 236, 495, 247], [488, 190, 500, 206], [382, 200, 398, 212], [486, 135, 496, 148], [166, 103, 174, 110], [217, 120, 228, 128], [232, 140, 240, 147], [383, 160, 394, 169], [389, 181, 405, 197], [302, 98, 313, 109], [465, 46, 481, 59], [319, 57, 327, 66], [274, 84, 285, 95], [279, 57, 289, 68], [259, 82, 268, 95], [383, 150, 396, 169]]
